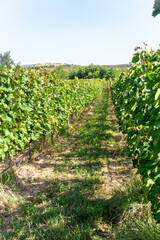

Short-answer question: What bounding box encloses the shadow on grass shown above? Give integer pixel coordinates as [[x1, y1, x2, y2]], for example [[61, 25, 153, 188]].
[[70, 88, 111, 159], [3, 176, 144, 240], [58, 87, 114, 174], [2, 178, 104, 239], [59, 87, 128, 174]]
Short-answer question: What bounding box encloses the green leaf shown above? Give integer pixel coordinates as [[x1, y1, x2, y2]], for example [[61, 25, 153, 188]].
[[155, 212, 160, 221], [150, 52, 160, 62], [131, 102, 137, 111], [20, 104, 32, 111], [0, 114, 12, 122], [17, 140, 25, 149], [4, 129, 11, 136], [31, 133, 38, 140], [143, 179, 155, 196], [155, 88, 160, 101], [132, 53, 140, 63]]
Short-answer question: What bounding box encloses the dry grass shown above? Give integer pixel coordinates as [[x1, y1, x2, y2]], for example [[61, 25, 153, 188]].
[[0, 183, 23, 214]]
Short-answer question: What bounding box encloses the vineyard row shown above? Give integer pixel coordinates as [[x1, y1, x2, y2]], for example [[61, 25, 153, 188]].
[[111, 46, 160, 221], [0, 66, 105, 160]]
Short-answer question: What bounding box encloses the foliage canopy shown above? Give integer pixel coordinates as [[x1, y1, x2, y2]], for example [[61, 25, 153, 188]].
[[111, 45, 160, 221], [152, 0, 160, 17]]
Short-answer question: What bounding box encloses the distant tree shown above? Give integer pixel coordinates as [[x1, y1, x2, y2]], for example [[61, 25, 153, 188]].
[[0, 51, 15, 67], [152, 0, 160, 17], [68, 65, 116, 80], [51, 65, 69, 79]]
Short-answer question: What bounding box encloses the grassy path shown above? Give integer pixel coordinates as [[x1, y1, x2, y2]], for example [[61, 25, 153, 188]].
[[1, 85, 134, 239]]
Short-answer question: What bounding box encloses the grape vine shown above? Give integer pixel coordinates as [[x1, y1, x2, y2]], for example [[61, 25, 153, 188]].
[[0, 65, 105, 160], [111, 46, 160, 221]]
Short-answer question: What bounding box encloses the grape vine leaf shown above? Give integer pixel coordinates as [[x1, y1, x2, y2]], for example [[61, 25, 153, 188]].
[[155, 88, 160, 101]]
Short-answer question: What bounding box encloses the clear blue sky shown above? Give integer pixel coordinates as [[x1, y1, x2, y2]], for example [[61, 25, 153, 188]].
[[0, 0, 160, 65]]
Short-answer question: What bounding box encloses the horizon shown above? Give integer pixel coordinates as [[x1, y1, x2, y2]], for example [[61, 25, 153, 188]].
[[21, 62, 130, 67]]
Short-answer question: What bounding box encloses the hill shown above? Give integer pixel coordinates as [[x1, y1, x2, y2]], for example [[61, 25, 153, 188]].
[[22, 63, 129, 70]]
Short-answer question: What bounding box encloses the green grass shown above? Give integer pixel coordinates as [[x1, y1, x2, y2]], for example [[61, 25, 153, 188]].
[[1, 87, 110, 239], [0, 86, 160, 240]]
